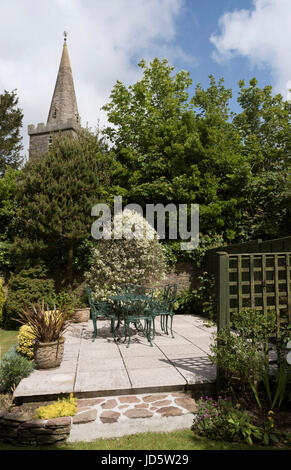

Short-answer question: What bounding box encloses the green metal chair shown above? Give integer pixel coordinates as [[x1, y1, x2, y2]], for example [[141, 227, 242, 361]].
[[85, 286, 117, 341], [118, 283, 153, 297], [122, 295, 153, 348], [150, 284, 178, 339]]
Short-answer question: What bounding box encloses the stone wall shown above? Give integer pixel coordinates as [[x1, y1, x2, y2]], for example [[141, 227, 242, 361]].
[[153, 261, 201, 292], [0, 392, 197, 445], [28, 128, 77, 160], [0, 411, 71, 446]]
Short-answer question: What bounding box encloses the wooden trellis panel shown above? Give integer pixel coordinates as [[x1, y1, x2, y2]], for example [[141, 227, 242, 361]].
[[217, 252, 291, 330]]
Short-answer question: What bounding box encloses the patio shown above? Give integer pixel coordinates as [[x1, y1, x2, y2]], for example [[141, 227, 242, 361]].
[[13, 314, 217, 404]]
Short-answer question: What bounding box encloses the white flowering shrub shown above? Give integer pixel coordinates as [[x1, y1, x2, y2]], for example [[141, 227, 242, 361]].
[[86, 209, 167, 301]]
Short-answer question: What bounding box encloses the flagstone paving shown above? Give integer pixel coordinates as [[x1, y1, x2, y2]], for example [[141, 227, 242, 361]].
[[13, 315, 217, 404], [68, 391, 198, 441]]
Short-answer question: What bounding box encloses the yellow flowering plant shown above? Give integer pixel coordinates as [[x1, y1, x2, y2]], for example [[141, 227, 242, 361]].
[[34, 393, 77, 419]]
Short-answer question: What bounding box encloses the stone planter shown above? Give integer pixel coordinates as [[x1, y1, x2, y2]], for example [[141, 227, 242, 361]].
[[72, 307, 90, 323], [34, 336, 65, 369]]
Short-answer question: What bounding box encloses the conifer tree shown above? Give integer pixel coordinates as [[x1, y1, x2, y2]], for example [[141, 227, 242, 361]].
[[0, 90, 23, 175], [15, 130, 112, 285]]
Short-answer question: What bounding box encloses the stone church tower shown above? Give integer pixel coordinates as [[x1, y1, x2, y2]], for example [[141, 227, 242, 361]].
[[28, 34, 80, 159]]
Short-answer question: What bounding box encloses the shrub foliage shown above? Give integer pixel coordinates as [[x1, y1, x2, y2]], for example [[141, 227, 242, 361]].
[[86, 209, 168, 301]]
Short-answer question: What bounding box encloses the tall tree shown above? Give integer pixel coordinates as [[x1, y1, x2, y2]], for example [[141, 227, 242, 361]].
[[0, 167, 20, 241], [14, 130, 113, 285], [103, 61, 247, 241], [102, 58, 197, 206], [233, 78, 291, 238], [103, 63, 290, 242], [0, 90, 23, 175]]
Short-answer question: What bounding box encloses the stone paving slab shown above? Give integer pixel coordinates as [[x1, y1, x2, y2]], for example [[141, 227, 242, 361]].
[[128, 366, 186, 389], [68, 391, 198, 441], [13, 315, 216, 403], [74, 370, 132, 395], [122, 356, 173, 370]]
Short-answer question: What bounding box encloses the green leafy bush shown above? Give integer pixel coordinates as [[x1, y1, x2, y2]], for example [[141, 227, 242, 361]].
[[209, 308, 290, 409], [0, 346, 34, 392], [163, 234, 224, 267], [0, 278, 5, 325], [0, 242, 13, 271], [3, 265, 56, 329], [86, 209, 167, 301], [174, 272, 216, 320], [54, 287, 88, 311], [192, 396, 263, 446], [191, 273, 216, 320]]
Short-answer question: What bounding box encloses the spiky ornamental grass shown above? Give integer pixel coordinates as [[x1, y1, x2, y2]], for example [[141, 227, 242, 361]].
[[13, 299, 71, 343]]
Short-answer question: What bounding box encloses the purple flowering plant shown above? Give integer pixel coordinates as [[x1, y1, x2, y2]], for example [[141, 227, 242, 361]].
[[192, 395, 265, 445], [192, 395, 234, 440]]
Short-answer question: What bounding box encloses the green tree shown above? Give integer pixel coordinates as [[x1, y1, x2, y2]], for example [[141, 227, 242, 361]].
[[233, 78, 291, 238], [0, 90, 23, 175], [0, 167, 20, 270], [102, 58, 197, 207], [14, 130, 112, 285], [0, 167, 20, 241], [190, 76, 248, 241], [103, 60, 247, 241], [103, 62, 290, 242]]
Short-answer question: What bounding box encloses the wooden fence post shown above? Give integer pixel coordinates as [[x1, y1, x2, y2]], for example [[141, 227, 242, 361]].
[[216, 252, 229, 331], [216, 252, 229, 394]]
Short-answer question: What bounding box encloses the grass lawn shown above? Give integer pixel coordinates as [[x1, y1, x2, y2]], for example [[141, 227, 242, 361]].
[[0, 430, 283, 451], [0, 329, 19, 358]]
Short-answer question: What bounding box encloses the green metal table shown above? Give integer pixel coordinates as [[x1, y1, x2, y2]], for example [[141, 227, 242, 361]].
[[109, 292, 153, 347]]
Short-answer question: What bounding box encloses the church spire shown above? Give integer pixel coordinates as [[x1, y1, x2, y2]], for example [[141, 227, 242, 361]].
[[47, 33, 79, 125]]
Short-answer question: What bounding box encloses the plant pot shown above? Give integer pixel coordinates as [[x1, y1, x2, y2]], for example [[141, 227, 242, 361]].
[[34, 336, 65, 369], [72, 307, 90, 323]]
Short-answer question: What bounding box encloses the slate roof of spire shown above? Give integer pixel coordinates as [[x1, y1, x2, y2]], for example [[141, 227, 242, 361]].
[[47, 37, 79, 126]]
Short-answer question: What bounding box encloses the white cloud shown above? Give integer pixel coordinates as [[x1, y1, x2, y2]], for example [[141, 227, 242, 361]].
[[210, 0, 291, 99], [0, 0, 191, 157]]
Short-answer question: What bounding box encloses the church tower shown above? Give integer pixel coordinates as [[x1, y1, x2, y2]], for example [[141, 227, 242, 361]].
[[28, 33, 80, 159]]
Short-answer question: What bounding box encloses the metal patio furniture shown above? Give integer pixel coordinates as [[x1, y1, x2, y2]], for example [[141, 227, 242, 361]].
[[85, 286, 117, 341], [150, 284, 178, 339], [121, 295, 154, 348], [109, 285, 154, 347]]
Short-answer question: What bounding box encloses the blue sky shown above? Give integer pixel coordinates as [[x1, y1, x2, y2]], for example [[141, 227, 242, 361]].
[[174, 0, 272, 107], [0, 0, 290, 157]]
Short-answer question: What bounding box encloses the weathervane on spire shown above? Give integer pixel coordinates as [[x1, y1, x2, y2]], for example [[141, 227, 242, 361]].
[[63, 31, 68, 42]]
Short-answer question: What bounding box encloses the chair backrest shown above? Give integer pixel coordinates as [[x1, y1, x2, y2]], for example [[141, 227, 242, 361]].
[[117, 283, 135, 294], [135, 285, 153, 298], [117, 283, 153, 298], [161, 284, 171, 301], [85, 285, 95, 309], [165, 284, 177, 311]]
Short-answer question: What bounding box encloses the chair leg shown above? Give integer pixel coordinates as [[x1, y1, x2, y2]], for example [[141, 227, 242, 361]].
[[122, 322, 128, 344], [146, 319, 153, 347], [111, 317, 118, 342], [160, 315, 165, 332], [152, 317, 156, 340], [92, 317, 97, 341], [169, 315, 174, 338], [165, 315, 169, 335], [126, 322, 132, 348]]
